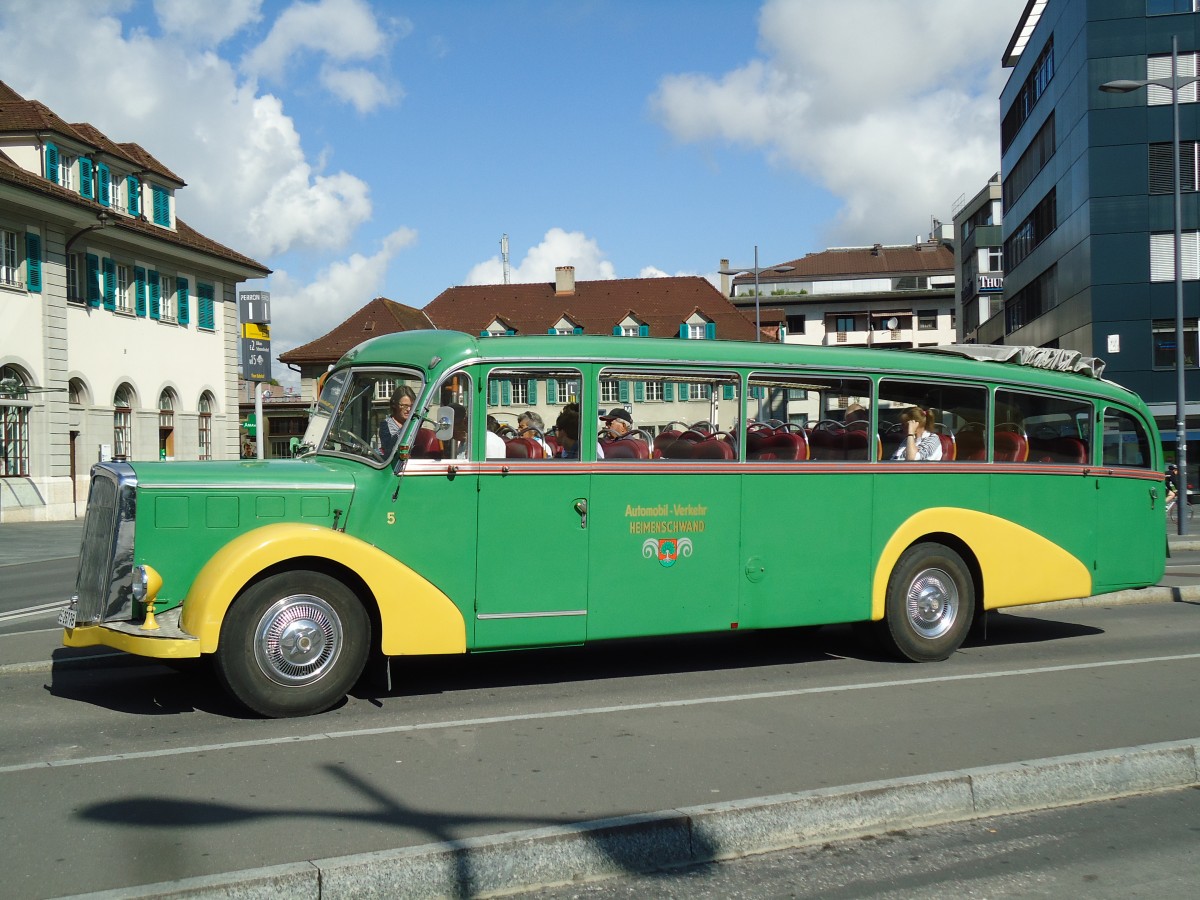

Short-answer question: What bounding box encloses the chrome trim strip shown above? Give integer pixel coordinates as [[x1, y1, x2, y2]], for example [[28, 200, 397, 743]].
[[141, 482, 354, 491], [476, 609, 588, 620]]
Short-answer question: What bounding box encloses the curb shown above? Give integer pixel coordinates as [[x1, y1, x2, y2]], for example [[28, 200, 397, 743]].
[[64, 738, 1200, 899]]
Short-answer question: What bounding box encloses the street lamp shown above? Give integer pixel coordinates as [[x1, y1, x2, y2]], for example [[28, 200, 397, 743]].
[[1101, 35, 1200, 535], [719, 246, 794, 340]]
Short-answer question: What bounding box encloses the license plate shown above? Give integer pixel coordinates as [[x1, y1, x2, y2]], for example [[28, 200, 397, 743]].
[[57, 607, 77, 629]]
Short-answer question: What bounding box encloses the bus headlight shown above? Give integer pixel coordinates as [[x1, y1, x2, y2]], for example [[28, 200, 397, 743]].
[[131, 565, 163, 606]]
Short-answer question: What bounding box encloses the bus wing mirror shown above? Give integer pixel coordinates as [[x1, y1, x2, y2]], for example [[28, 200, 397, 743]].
[[434, 406, 455, 441]]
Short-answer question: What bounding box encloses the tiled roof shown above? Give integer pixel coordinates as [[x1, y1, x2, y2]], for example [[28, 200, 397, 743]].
[[278, 298, 436, 365], [0, 151, 268, 276], [424, 276, 759, 340], [69, 123, 183, 184], [737, 242, 955, 285], [116, 142, 183, 185]]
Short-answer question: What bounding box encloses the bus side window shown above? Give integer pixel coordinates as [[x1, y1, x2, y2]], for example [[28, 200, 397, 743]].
[[486, 367, 583, 459], [597, 369, 739, 461], [998, 389, 1092, 465], [746, 373, 870, 462], [878, 378, 987, 462], [1102, 407, 1151, 468]]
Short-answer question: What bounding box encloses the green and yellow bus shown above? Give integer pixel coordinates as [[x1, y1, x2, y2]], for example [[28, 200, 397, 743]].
[[60, 332, 1166, 717]]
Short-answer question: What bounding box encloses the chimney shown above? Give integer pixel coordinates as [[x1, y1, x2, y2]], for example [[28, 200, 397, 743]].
[[719, 258, 730, 296], [871, 243, 882, 256], [555, 265, 576, 295]]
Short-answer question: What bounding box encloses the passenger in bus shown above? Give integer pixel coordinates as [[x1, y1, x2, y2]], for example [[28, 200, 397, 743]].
[[518, 410, 552, 455], [555, 403, 605, 459], [485, 415, 507, 458], [891, 406, 942, 461], [378, 386, 415, 457], [450, 403, 469, 459], [845, 403, 869, 425], [600, 407, 633, 439]]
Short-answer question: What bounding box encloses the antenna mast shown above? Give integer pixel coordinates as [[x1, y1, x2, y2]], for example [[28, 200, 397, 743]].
[[501, 234, 511, 284]]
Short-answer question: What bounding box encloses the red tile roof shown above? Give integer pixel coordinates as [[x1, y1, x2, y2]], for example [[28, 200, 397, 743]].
[[736, 242, 954, 286], [424, 276, 759, 340], [278, 298, 436, 365]]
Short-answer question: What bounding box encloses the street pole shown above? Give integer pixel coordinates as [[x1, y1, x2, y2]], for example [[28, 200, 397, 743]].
[[1172, 35, 1189, 535]]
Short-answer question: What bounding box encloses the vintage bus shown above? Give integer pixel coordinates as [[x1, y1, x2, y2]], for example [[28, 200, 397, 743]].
[[60, 332, 1166, 717]]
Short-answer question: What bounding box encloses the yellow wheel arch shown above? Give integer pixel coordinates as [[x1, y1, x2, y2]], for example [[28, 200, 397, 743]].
[[181, 523, 466, 655], [870, 508, 1092, 620]]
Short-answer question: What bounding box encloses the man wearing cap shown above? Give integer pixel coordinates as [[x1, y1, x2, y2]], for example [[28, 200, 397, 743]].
[[600, 407, 633, 440]]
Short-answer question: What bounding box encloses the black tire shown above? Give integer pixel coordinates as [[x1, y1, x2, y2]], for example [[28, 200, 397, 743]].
[[878, 543, 974, 662], [214, 571, 370, 718]]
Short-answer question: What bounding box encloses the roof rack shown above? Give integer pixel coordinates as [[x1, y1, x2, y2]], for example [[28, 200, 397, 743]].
[[911, 344, 1106, 379]]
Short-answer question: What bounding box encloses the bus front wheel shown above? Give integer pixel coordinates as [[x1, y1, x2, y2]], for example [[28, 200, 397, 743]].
[[879, 543, 974, 662], [215, 571, 371, 718]]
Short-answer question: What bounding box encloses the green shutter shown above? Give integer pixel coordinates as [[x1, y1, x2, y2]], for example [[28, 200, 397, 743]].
[[663, 382, 674, 401], [680, 383, 690, 401], [199, 283, 215, 330], [639, 324, 649, 337], [619, 381, 629, 403], [148, 270, 160, 320], [488, 380, 499, 406], [572, 326, 583, 335], [547, 378, 558, 403], [45, 144, 58, 184], [97, 164, 111, 207], [127, 176, 140, 215], [528, 379, 538, 404], [706, 322, 716, 340], [501, 380, 512, 405], [25, 233, 41, 293], [79, 159, 93, 199], [176, 277, 190, 325], [634, 382, 645, 402], [547, 328, 556, 334], [152, 186, 169, 226], [134, 267, 147, 316], [85, 254, 101, 307], [679, 323, 688, 339], [723, 384, 734, 400], [613, 325, 621, 335], [102, 258, 116, 310]]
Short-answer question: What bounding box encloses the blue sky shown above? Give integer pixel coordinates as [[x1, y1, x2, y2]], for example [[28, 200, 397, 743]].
[[1, 0, 1026, 384]]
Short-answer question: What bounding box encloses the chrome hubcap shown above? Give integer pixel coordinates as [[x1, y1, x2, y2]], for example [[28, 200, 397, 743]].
[[254, 595, 343, 686], [906, 567, 959, 639]]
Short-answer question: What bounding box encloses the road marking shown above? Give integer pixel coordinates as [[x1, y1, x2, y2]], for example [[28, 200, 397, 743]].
[[3, 652, 1200, 776], [0, 602, 65, 623]]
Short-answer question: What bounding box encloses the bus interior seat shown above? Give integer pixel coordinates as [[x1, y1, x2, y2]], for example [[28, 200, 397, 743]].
[[1031, 435, 1088, 464], [842, 429, 871, 461], [692, 437, 736, 460], [762, 431, 808, 460], [746, 427, 774, 456], [544, 435, 562, 458], [603, 438, 650, 460], [505, 437, 544, 459], [937, 432, 956, 461], [411, 428, 443, 459], [653, 429, 682, 458], [956, 427, 987, 460], [993, 429, 1029, 462], [808, 423, 844, 460]]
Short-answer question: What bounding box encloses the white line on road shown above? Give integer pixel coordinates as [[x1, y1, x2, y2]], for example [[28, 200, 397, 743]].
[[0, 602, 65, 623], [3, 652, 1200, 776]]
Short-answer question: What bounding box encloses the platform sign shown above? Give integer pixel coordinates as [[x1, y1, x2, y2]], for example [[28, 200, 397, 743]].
[[241, 338, 271, 382], [242, 322, 271, 340], [239, 291, 271, 325]]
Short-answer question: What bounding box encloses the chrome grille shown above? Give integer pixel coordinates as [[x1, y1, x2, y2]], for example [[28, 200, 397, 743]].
[[72, 463, 138, 624]]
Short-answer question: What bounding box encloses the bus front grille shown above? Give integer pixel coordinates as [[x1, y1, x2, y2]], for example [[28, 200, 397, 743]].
[[72, 463, 138, 624]]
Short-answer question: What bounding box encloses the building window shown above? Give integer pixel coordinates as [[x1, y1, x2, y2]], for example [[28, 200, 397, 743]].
[[1149, 0, 1200, 13], [1150, 141, 1199, 194], [0, 366, 31, 477], [988, 247, 1004, 271], [115, 264, 132, 313], [1005, 265, 1058, 334], [644, 381, 663, 402], [917, 310, 938, 330], [786, 314, 806, 334], [1004, 188, 1056, 273], [510, 378, 529, 406], [159, 274, 175, 321], [113, 384, 133, 460], [0, 230, 17, 287], [687, 323, 706, 340], [1003, 113, 1055, 212], [600, 380, 621, 404], [198, 393, 213, 460], [1150, 231, 1200, 281], [57, 154, 75, 190], [836, 316, 856, 333], [1148, 52, 1200, 105], [66, 253, 81, 302], [1152, 318, 1200, 368], [620, 325, 639, 336], [1001, 37, 1054, 153]]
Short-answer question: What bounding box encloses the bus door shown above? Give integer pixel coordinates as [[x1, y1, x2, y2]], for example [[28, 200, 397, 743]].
[[475, 366, 591, 649], [585, 370, 742, 640], [1094, 406, 1163, 589]]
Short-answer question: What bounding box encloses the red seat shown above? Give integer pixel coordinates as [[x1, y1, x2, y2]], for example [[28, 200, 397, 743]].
[[842, 429, 871, 461], [956, 428, 986, 461], [653, 429, 681, 458], [993, 430, 1028, 462], [1050, 437, 1087, 464], [411, 428, 443, 459], [808, 425, 843, 460], [505, 437, 544, 459], [602, 438, 649, 460], [746, 427, 775, 456], [692, 437, 735, 460], [936, 433, 956, 461], [753, 431, 807, 461]]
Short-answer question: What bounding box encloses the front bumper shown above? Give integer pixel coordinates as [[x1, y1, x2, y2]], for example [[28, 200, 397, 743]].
[[62, 607, 202, 659]]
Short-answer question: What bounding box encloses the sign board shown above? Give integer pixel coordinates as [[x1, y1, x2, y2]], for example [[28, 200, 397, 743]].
[[977, 274, 1004, 293], [241, 338, 272, 382], [242, 322, 271, 340], [239, 291, 271, 325]]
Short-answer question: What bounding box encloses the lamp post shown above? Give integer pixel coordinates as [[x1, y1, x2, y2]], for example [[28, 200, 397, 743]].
[[719, 247, 794, 340], [1102, 35, 1200, 535]]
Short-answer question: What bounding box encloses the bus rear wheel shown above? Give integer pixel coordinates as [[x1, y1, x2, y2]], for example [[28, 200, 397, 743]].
[[215, 571, 370, 718], [879, 543, 974, 662]]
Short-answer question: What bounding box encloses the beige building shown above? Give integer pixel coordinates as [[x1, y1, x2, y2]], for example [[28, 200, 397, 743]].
[[0, 82, 269, 521]]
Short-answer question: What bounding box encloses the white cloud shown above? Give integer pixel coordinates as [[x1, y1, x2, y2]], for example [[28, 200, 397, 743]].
[[0, 5, 374, 260], [155, 0, 262, 45], [320, 64, 398, 114], [466, 228, 617, 285], [651, 0, 1028, 244], [242, 0, 391, 79], [267, 226, 419, 363]]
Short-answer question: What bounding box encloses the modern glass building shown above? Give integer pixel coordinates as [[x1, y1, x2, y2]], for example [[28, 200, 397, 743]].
[[988, 0, 1200, 463]]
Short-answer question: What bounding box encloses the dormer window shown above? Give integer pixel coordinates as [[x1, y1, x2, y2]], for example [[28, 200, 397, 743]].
[[482, 317, 514, 337], [549, 315, 582, 335], [613, 314, 648, 337], [680, 312, 715, 340]]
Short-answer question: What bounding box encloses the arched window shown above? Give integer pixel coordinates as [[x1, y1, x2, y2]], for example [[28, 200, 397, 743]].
[[158, 389, 175, 460], [113, 384, 133, 460], [1, 366, 31, 476], [198, 391, 215, 461], [69, 377, 89, 407]]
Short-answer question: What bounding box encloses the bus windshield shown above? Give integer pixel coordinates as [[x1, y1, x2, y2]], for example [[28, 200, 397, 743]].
[[318, 369, 425, 463]]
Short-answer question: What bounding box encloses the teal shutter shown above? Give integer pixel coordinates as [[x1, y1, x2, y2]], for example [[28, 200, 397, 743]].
[[85, 254, 101, 307], [572, 326, 583, 335], [639, 324, 649, 337], [612, 326, 621, 335], [45, 144, 58, 184], [480, 330, 490, 337], [528, 379, 538, 404], [126, 176, 140, 216], [102, 258, 116, 310], [25, 233, 41, 293], [680, 383, 690, 401], [706, 322, 716, 340], [97, 164, 111, 207], [501, 380, 512, 405], [488, 380, 499, 406], [505, 328, 515, 335], [79, 159, 93, 199], [619, 381, 629, 403], [134, 267, 147, 316], [723, 384, 734, 400], [547, 378, 558, 403], [634, 382, 645, 402], [148, 270, 160, 320], [547, 328, 556, 334], [176, 277, 190, 325], [679, 323, 688, 339], [663, 382, 674, 401], [198, 283, 215, 329], [152, 186, 169, 225]]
